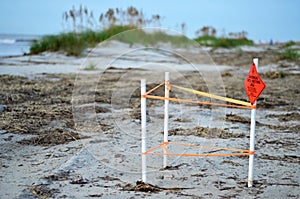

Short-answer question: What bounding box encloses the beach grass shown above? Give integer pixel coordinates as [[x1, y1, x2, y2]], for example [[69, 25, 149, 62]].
[[83, 63, 98, 70], [30, 25, 135, 56], [114, 29, 193, 47], [194, 35, 254, 48], [30, 25, 256, 56], [30, 26, 196, 56], [281, 41, 296, 48], [278, 49, 300, 61]]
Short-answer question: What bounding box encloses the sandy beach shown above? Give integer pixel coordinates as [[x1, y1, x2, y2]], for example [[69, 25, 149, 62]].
[[0, 41, 299, 198]]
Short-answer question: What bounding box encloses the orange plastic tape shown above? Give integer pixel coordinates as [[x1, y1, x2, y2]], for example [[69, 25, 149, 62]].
[[143, 142, 250, 157], [145, 95, 254, 109], [148, 152, 250, 157], [169, 142, 249, 153], [142, 82, 256, 109], [146, 82, 165, 95], [171, 84, 253, 107]]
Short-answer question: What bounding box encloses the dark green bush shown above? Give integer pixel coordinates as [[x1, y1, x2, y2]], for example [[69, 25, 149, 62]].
[[30, 25, 135, 56], [194, 36, 254, 48], [278, 49, 300, 61]]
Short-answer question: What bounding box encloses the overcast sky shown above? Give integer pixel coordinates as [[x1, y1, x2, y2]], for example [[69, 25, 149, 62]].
[[0, 0, 299, 42]]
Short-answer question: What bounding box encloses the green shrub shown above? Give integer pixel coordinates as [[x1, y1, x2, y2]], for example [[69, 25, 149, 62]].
[[83, 63, 97, 70], [114, 29, 192, 47], [30, 25, 135, 56], [278, 49, 300, 61], [30, 25, 194, 56], [281, 41, 296, 48], [194, 36, 254, 48]]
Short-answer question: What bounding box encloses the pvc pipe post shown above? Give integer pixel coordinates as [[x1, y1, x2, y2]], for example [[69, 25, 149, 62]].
[[141, 79, 147, 182], [163, 72, 170, 168], [248, 58, 258, 188]]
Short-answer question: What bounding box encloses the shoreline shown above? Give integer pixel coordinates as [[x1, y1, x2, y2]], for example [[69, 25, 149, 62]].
[[0, 41, 299, 78]]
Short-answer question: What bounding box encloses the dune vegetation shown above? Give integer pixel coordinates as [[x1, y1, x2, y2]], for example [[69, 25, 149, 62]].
[[30, 6, 256, 56]]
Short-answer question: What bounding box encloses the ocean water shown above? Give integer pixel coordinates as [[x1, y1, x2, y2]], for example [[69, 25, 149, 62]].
[[0, 34, 40, 57]]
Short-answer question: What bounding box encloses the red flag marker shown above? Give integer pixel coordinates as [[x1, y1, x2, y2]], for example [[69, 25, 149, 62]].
[[244, 62, 266, 104]]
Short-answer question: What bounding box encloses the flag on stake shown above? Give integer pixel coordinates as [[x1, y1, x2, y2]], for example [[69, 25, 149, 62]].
[[244, 62, 266, 104]]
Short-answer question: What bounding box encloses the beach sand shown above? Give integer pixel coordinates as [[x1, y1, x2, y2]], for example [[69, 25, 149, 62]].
[[0, 42, 299, 198]]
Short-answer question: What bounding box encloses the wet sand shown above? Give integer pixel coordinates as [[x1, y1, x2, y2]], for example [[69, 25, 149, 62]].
[[0, 42, 299, 198]]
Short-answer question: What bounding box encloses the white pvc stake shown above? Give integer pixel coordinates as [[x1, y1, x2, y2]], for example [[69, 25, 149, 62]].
[[141, 79, 147, 182], [248, 58, 258, 188], [163, 72, 170, 168]]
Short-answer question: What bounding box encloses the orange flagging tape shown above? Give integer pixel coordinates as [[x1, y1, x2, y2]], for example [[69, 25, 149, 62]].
[[146, 81, 165, 95], [145, 152, 250, 157], [171, 84, 253, 107], [143, 142, 250, 157], [141, 82, 256, 109], [145, 95, 255, 109], [170, 142, 249, 153]]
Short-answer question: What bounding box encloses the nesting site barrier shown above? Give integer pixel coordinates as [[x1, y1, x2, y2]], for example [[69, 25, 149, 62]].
[[141, 58, 265, 188]]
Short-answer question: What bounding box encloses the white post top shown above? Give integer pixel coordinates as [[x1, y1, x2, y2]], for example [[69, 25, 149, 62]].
[[165, 72, 170, 80], [141, 79, 146, 86], [253, 58, 259, 69]]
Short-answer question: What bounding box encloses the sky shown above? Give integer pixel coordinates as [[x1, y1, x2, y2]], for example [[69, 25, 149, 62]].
[[0, 0, 299, 42]]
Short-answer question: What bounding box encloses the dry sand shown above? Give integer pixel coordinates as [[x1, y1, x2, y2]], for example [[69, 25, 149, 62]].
[[0, 42, 299, 198]]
